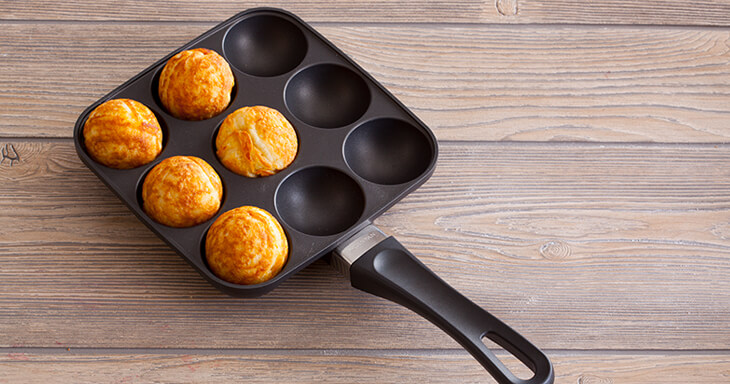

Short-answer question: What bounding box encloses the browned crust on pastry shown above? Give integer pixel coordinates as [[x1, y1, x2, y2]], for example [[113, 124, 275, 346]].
[[142, 156, 223, 228], [83, 98, 162, 169], [158, 48, 234, 121], [216, 106, 298, 177], [205, 206, 288, 285]]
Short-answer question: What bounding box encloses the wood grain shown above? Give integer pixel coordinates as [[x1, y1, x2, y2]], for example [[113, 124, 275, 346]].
[[1, 140, 728, 350], [1, 23, 728, 142], [1, 0, 729, 25], [0, 351, 728, 384], [4, 0, 728, 381]]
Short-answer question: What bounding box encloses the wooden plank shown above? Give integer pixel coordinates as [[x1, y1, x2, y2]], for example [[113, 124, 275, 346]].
[[1, 24, 728, 142], [0, 351, 728, 384], [1, 0, 729, 25], [1, 140, 729, 350]]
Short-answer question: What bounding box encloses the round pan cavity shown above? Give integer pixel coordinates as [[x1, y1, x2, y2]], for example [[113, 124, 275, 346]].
[[345, 118, 433, 185], [80, 99, 169, 170], [285, 64, 370, 128], [275, 167, 364, 236], [223, 14, 307, 77], [149, 65, 238, 122]]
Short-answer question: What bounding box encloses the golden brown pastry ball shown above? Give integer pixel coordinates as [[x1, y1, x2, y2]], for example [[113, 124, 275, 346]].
[[206, 206, 288, 285], [83, 98, 162, 169], [142, 156, 223, 228], [158, 48, 234, 120], [216, 106, 297, 177]]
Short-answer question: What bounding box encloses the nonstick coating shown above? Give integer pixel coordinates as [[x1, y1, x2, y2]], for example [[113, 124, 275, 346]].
[[73, 8, 438, 297]]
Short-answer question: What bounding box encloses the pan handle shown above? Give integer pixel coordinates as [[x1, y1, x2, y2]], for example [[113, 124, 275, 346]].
[[348, 236, 554, 384]]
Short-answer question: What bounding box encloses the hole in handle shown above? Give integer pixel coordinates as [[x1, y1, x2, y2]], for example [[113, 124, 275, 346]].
[[482, 333, 536, 381]]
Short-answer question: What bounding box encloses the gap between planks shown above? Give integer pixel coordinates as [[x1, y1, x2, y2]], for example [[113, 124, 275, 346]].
[[2, 19, 730, 31], [2, 347, 730, 356], [2, 0, 729, 26], [4, 136, 730, 148]]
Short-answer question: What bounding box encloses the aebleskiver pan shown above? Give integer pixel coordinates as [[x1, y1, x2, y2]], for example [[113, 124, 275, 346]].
[[73, 8, 554, 384]]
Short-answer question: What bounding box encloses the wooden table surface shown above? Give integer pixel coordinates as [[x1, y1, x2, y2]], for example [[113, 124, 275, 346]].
[[1, 1, 729, 383]]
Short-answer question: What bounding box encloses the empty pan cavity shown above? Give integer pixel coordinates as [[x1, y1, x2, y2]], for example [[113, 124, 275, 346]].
[[285, 64, 370, 128], [345, 118, 433, 185], [275, 167, 364, 236], [224, 14, 307, 77]]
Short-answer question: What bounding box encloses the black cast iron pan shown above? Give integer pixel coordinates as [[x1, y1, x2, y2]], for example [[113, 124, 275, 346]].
[[72, 8, 554, 384]]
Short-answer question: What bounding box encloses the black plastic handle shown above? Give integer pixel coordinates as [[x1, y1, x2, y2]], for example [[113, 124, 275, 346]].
[[350, 237, 554, 384]]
